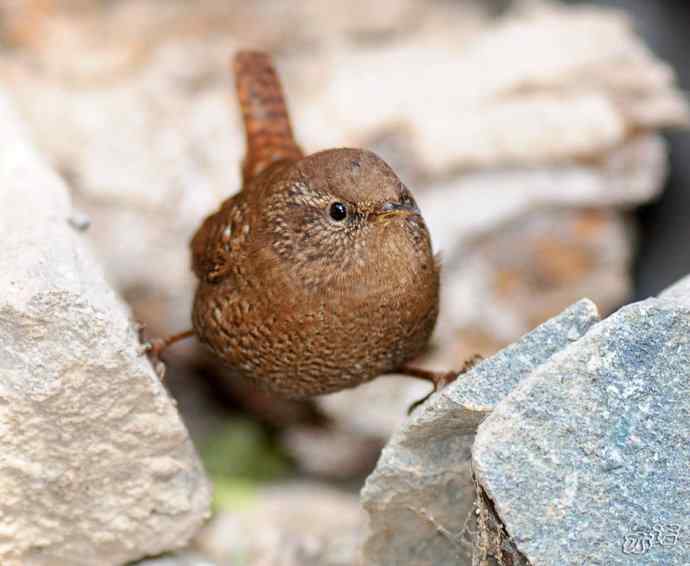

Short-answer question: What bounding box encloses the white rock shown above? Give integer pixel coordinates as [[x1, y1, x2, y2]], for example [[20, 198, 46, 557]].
[[420, 134, 667, 255], [295, 7, 687, 172], [0, 95, 211, 566]]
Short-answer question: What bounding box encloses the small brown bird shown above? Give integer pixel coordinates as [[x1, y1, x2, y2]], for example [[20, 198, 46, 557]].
[[149, 50, 464, 401]]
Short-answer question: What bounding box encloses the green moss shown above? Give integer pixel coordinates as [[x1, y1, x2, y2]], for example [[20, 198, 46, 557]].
[[211, 476, 259, 513], [201, 419, 291, 512]]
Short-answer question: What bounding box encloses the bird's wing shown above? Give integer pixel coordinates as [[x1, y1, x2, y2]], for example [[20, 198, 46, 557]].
[[190, 194, 247, 284], [233, 50, 304, 186]]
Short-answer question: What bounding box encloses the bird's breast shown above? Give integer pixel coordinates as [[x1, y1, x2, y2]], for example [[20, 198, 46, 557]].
[[192, 216, 439, 399]]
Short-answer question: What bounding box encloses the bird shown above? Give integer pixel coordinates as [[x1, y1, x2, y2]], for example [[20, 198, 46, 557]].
[[147, 50, 468, 403]]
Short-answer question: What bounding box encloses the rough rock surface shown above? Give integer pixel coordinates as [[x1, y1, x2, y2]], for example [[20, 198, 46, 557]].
[[0, 95, 210, 565], [196, 482, 366, 566], [473, 283, 690, 565], [361, 299, 600, 566]]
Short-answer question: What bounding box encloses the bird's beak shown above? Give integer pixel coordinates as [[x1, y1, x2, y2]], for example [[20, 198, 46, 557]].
[[374, 200, 421, 222]]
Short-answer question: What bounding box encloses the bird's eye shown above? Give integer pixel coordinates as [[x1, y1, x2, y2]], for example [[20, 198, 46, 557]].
[[329, 202, 348, 221]]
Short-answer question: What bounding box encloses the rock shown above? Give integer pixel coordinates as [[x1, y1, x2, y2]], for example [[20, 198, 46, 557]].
[[473, 481, 530, 566], [361, 299, 600, 566], [0, 95, 210, 565], [196, 482, 366, 566], [281, 426, 383, 480], [442, 207, 632, 342], [313, 11, 686, 174], [658, 272, 690, 304], [472, 284, 690, 565], [421, 134, 666, 253]]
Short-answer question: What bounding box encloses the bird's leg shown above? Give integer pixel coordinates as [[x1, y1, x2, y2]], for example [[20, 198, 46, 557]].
[[138, 327, 195, 380], [404, 354, 483, 414], [144, 329, 196, 358]]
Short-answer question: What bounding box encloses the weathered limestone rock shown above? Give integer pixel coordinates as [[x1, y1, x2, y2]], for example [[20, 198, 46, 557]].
[[0, 96, 211, 565], [361, 299, 600, 566], [473, 282, 690, 565]]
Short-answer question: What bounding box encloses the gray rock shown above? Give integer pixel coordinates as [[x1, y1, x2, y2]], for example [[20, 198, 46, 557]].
[[473, 479, 530, 566], [0, 95, 211, 565], [473, 290, 690, 565], [361, 299, 600, 566], [658, 272, 690, 306]]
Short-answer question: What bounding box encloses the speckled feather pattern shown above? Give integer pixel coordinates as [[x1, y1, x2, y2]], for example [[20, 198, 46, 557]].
[[190, 52, 439, 399]]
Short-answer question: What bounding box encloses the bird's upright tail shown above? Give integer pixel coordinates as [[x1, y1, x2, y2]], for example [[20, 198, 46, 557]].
[[233, 50, 304, 184]]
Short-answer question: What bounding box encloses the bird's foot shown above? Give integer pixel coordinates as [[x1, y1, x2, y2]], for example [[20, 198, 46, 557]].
[[138, 328, 195, 380], [136, 325, 168, 380], [404, 354, 484, 415]]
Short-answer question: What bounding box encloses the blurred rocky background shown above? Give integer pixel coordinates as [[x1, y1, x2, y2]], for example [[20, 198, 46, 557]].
[[0, 0, 687, 564]]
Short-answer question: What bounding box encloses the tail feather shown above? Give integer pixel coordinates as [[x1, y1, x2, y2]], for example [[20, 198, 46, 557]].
[[233, 50, 303, 184]]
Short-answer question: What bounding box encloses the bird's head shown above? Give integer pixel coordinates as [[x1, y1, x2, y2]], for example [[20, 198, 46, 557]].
[[257, 148, 434, 292]]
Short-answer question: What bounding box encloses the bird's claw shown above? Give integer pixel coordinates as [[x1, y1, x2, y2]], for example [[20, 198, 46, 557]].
[[461, 353, 484, 373], [136, 326, 167, 381], [144, 344, 167, 380], [406, 394, 431, 415], [136, 342, 151, 355], [406, 354, 484, 415], [434, 370, 460, 390], [406, 372, 453, 415], [152, 359, 167, 380], [142, 337, 167, 360]]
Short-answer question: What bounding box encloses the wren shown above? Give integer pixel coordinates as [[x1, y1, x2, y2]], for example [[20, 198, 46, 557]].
[[149, 50, 466, 402]]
